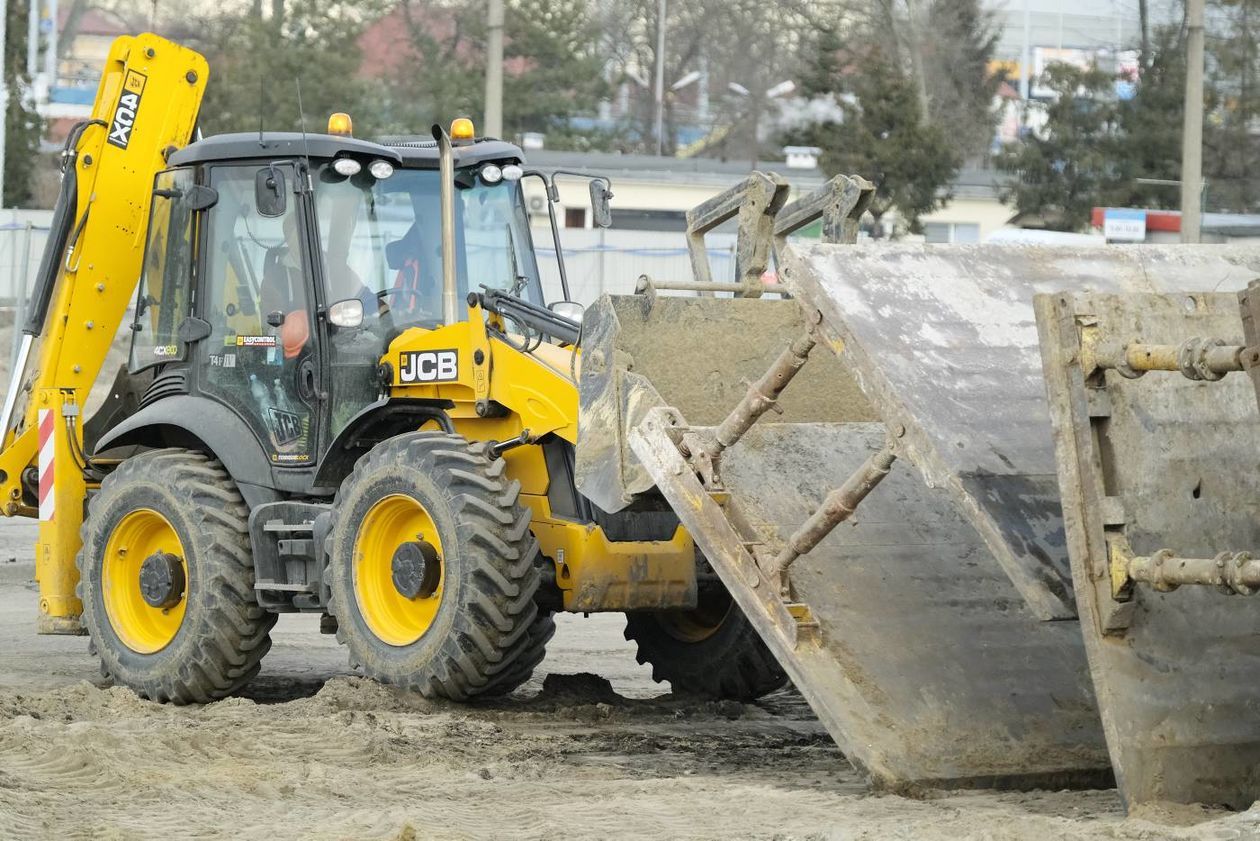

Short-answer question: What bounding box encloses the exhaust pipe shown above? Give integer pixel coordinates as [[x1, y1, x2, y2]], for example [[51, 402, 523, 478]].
[[431, 123, 459, 326]]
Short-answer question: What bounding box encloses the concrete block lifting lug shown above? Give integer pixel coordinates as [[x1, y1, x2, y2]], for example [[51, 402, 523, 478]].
[[679, 320, 822, 489], [760, 434, 899, 578]]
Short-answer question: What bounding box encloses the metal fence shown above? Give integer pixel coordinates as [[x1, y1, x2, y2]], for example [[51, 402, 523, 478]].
[[536, 227, 737, 305], [0, 217, 52, 377]]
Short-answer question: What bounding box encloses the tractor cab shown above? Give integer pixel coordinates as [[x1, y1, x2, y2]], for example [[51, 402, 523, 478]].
[[120, 120, 561, 486]]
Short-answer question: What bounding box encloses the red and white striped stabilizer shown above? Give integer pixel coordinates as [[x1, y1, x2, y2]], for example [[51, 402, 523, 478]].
[[38, 408, 55, 522]]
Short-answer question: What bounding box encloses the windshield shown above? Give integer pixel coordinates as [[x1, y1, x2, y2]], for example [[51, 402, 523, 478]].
[[313, 163, 543, 333], [314, 161, 545, 438]]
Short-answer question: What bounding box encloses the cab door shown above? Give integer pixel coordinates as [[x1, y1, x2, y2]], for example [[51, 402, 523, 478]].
[[129, 169, 196, 373], [195, 162, 322, 467]]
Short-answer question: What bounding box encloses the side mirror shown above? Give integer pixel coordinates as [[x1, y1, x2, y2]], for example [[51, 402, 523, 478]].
[[328, 297, 364, 329], [186, 184, 219, 211], [550, 300, 585, 324], [589, 179, 613, 228], [255, 166, 287, 217]]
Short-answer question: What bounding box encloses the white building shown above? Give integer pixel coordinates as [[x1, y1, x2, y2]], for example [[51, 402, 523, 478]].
[[985, 0, 1182, 96]]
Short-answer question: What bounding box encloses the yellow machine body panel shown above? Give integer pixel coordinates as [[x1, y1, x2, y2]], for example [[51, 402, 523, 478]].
[[387, 307, 696, 611], [0, 35, 207, 631]]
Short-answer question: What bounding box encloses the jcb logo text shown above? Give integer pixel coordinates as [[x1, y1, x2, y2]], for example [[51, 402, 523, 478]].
[[399, 350, 459, 384]]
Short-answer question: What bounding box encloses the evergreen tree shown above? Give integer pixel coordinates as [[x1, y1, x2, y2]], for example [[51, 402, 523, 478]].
[[5, 0, 43, 208], [997, 64, 1120, 231], [1204, 0, 1260, 211], [789, 34, 960, 233], [180, 0, 376, 136], [922, 0, 1002, 161], [1109, 25, 1187, 210], [503, 0, 608, 138], [367, 0, 610, 145]]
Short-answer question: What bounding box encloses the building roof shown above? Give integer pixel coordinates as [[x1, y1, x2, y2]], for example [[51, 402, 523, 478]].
[[522, 149, 1007, 201], [522, 149, 828, 190]]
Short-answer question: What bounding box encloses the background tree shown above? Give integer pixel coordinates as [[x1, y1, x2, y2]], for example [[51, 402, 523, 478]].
[[5, 0, 42, 207], [1109, 24, 1188, 209], [1203, 0, 1260, 211], [996, 63, 1120, 231], [920, 0, 1001, 162], [501, 0, 609, 144], [788, 35, 960, 232], [367, 0, 609, 145], [173, 0, 379, 136]]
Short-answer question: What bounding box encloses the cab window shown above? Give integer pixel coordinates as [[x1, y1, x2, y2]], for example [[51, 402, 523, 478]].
[[130, 169, 195, 371]]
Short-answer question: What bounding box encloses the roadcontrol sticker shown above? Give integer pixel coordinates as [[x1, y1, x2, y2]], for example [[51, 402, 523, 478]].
[[398, 349, 459, 384], [107, 70, 147, 149]]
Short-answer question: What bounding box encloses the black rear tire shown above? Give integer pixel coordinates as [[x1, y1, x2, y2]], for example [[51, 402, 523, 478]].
[[76, 448, 275, 704], [325, 431, 541, 700], [625, 586, 787, 702]]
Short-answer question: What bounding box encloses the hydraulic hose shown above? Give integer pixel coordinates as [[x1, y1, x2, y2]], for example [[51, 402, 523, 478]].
[[22, 119, 104, 337]]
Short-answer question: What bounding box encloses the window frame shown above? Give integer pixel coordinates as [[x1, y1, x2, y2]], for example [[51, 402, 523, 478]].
[[128, 167, 199, 375]]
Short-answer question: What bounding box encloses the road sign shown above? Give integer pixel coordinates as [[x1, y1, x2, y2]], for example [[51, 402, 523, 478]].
[[1103, 208, 1147, 242]]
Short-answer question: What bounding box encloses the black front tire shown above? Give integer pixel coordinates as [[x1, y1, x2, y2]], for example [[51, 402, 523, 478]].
[[76, 448, 275, 704], [477, 612, 556, 697], [325, 432, 541, 700]]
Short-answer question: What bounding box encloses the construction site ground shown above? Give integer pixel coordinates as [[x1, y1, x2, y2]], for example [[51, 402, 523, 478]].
[[0, 519, 1256, 840]]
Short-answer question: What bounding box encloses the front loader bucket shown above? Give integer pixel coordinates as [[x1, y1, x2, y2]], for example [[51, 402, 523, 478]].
[[1038, 288, 1260, 809], [581, 241, 1260, 792]]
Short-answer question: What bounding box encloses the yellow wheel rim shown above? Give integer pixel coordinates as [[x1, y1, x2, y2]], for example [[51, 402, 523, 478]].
[[101, 508, 189, 654], [659, 590, 732, 643], [353, 494, 445, 647]]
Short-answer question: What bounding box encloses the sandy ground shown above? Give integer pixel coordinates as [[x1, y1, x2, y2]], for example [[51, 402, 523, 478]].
[[0, 521, 1257, 840]]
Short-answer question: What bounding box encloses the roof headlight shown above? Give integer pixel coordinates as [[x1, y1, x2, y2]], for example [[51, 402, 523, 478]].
[[368, 159, 395, 180], [480, 164, 503, 184], [332, 157, 361, 177], [501, 164, 523, 181]]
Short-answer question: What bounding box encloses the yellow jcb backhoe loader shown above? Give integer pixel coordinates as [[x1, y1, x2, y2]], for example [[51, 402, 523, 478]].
[[23, 32, 1260, 810], [0, 33, 788, 707]]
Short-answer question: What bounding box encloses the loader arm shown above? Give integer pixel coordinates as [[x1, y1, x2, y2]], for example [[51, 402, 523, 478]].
[[0, 34, 206, 633]]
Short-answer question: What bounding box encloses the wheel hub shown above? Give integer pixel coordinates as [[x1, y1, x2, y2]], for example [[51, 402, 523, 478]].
[[391, 540, 441, 600], [138, 552, 186, 609]]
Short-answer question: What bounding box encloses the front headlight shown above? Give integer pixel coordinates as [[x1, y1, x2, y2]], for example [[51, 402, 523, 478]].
[[368, 160, 395, 180], [480, 164, 503, 184], [332, 157, 361, 176]]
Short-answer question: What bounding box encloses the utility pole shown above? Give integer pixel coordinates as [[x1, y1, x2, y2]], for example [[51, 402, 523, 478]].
[[1180, 0, 1204, 243], [902, 0, 930, 116], [653, 0, 665, 156], [26, 0, 37, 78], [1019, 0, 1031, 101], [484, 0, 503, 138]]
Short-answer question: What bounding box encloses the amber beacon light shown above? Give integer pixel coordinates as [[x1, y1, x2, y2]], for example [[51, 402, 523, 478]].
[[327, 112, 354, 136]]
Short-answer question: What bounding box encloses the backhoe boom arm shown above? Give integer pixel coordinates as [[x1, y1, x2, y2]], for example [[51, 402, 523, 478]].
[[0, 34, 206, 633]]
